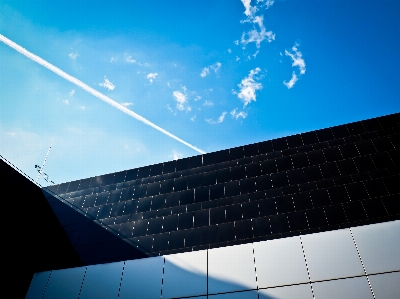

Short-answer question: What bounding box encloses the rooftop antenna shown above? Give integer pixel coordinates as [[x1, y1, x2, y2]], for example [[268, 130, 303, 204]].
[[35, 138, 54, 184]]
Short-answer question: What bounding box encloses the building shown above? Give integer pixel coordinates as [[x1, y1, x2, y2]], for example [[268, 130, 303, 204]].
[[2, 112, 399, 298]]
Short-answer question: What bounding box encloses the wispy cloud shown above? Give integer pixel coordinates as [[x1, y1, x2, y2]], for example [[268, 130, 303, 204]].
[[283, 72, 298, 89], [125, 55, 149, 66], [0, 34, 205, 154], [62, 99, 69, 105], [190, 115, 196, 122], [172, 150, 183, 160], [200, 62, 221, 78], [203, 100, 214, 107], [234, 67, 263, 107], [230, 108, 247, 120], [285, 44, 306, 75], [206, 112, 227, 124], [173, 89, 191, 112], [110, 57, 116, 62], [146, 72, 158, 83], [69, 89, 75, 96], [241, 15, 275, 49], [68, 53, 78, 59], [240, 0, 275, 50], [79, 106, 86, 110], [121, 102, 133, 107], [98, 76, 115, 91], [283, 43, 306, 89]]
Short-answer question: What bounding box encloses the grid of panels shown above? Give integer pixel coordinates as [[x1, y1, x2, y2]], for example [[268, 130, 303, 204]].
[[46, 112, 400, 256], [26, 220, 400, 299]]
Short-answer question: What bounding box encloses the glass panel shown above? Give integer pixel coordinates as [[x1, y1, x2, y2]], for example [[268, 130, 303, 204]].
[[195, 186, 209, 203], [324, 204, 347, 226], [132, 219, 148, 237], [253, 216, 271, 237], [188, 174, 202, 189], [147, 217, 163, 235], [254, 236, 308, 288], [169, 230, 184, 250], [146, 182, 160, 197], [369, 272, 400, 298], [119, 257, 163, 299], [201, 225, 218, 245], [303, 166, 323, 182], [275, 195, 295, 214], [309, 189, 331, 208], [79, 262, 123, 299], [313, 277, 373, 299], [307, 150, 325, 166], [302, 228, 364, 281], [178, 212, 193, 230], [165, 192, 180, 208], [152, 233, 169, 252], [305, 207, 327, 229], [225, 181, 240, 197], [269, 214, 289, 234], [188, 155, 202, 169], [194, 209, 209, 228], [339, 143, 359, 159], [180, 189, 194, 205], [287, 211, 308, 232], [176, 157, 189, 171], [210, 184, 224, 200], [208, 243, 257, 293], [210, 207, 225, 225], [230, 146, 244, 160], [163, 250, 207, 298], [163, 214, 178, 232], [185, 227, 202, 247], [235, 219, 253, 240], [271, 172, 289, 189], [355, 140, 377, 156], [351, 220, 400, 274], [174, 177, 187, 192], [342, 200, 367, 222]]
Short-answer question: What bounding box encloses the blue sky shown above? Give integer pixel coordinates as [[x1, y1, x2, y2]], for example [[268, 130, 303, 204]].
[[1, 0, 399, 185]]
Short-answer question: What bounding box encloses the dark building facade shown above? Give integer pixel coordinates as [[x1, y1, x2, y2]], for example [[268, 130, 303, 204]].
[[44, 112, 400, 263], [1, 112, 399, 298]]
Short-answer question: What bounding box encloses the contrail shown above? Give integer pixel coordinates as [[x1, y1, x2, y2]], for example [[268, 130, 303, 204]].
[[0, 34, 206, 154]]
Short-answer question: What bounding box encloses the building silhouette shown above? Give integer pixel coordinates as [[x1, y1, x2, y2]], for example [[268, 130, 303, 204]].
[[2, 112, 399, 298]]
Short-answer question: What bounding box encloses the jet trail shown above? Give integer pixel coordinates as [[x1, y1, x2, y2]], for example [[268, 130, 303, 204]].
[[0, 34, 206, 155]]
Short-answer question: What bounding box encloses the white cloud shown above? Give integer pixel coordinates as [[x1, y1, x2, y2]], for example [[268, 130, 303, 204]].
[[173, 90, 191, 112], [200, 62, 221, 78], [126, 55, 136, 63], [241, 0, 257, 18], [68, 53, 78, 59], [172, 150, 183, 160], [121, 102, 133, 107], [228, 48, 232, 53], [146, 72, 158, 83], [236, 67, 263, 106], [206, 112, 227, 124], [241, 15, 275, 49], [203, 100, 214, 107], [110, 57, 116, 62], [190, 115, 196, 122], [124, 144, 129, 150], [98, 76, 115, 91], [283, 72, 298, 89], [62, 99, 69, 105], [234, 40, 239, 46], [236, 56, 240, 61], [230, 108, 248, 120], [194, 96, 202, 102], [285, 44, 306, 75], [79, 106, 86, 110], [167, 82, 171, 88], [7, 132, 16, 137], [69, 89, 75, 96]]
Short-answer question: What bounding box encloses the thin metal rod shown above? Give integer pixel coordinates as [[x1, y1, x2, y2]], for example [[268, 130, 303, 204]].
[[35, 138, 54, 183]]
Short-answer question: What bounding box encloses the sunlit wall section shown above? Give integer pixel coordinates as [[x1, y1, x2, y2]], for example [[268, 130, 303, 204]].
[[26, 220, 400, 299]]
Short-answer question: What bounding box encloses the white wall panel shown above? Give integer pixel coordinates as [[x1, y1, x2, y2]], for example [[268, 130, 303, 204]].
[[369, 272, 400, 299], [79, 262, 123, 299], [43, 267, 85, 299], [119, 256, 163, 299], [254, 237, 309, 288], [313, 276, 373, 299], [301, 229, 364, 281], [208, 243, 257, 294], [25, 271, 51, 299], [163, 250, 207, 299], [208, 290, 258, 299], [351, 220, 400, 274], [259, 283, 313, 299]]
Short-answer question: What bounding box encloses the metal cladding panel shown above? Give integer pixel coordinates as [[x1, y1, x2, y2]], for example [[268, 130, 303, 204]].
[[369, 272, 400, 299], [259, 284, 313, 299], [163, 250, 207, 299], [43, 267, 85, 299], [351, 220, 400, 274], [79, 262, 123, 299], [253, 236, 309, 288], [119, 257, 163, 299], [208, 243, 257, 294], [25, 271, 51, 299], [312, 276, 373, 299], [301, 229, 364, 281]]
